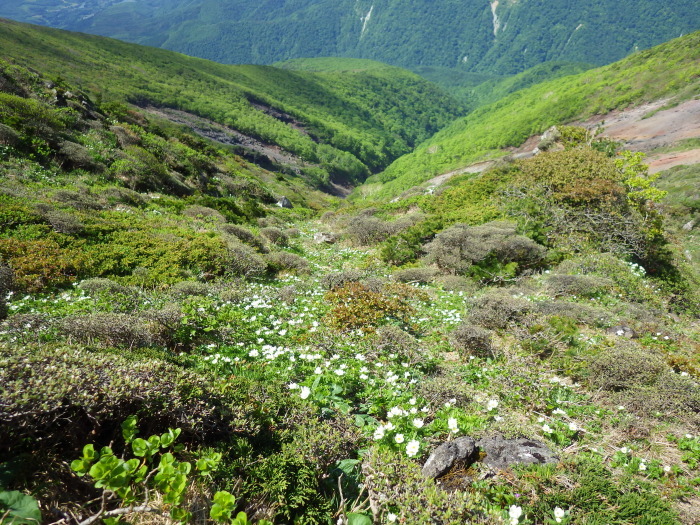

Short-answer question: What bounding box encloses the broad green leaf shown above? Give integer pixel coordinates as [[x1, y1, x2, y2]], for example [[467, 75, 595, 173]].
[[0, 491, 42, 525], [121, 415, 138, 444], [346, 513, 373, 525]]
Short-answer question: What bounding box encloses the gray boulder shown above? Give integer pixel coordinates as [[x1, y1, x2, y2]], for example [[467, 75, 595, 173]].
[[276, 196, 293, 209], [476, 435, 558, 471], [421, 437, 477, 479], [605, 325, 636, 338], [314, 232, 338, 244]]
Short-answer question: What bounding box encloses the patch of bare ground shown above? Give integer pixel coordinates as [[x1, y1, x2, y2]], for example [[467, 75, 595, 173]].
[[584, 98, 700, 173]]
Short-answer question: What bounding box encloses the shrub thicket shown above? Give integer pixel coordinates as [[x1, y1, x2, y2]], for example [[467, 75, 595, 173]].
[[468, 289, 532, 330], [60, 313, 152, 349], [450, 323, 496, 359], [424, 221, 545, 281], [588, 344, 666, 391]]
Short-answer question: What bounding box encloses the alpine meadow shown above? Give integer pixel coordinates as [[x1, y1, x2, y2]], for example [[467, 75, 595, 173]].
[[0, 7, 700, 525]]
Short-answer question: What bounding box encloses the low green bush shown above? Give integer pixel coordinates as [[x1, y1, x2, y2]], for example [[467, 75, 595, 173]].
[[468, 290, 532, 330]]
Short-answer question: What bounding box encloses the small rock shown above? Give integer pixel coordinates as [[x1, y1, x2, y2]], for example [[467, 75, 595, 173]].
[[682, 219, 696, 231], [476, 435, 558, 471], [606, 325, 636, 338], [276, 196, 293, 209], [422, 437, 476, 479], [314, 232, 338, 244]]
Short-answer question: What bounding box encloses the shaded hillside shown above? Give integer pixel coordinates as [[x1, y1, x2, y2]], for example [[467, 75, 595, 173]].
[[360, 31, 700, 199], [1, 0, 698, 76], [0, 18, 462, 189]]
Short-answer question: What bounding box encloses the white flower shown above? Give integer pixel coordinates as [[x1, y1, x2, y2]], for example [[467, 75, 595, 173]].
[[663, 465, 671, 473], [620, 447, 629, 454], [542, 424, 553, 434], [248, 349, 260, 357], [486, 399, 499, 411], [288, 382, 299, 390], [617, 405, 626, 411], [360, 374, 369, 380], [395, 434, 405, 444], [384, 422, 395, 431], [373, 426, 385, 440], [335, 369, 345, 376], [509, 505, 522, 524], [406, 440, 420, 457], [639, 462, 647, 471], [685, 434, 693, 439], [537, 416, 545, 423], [314, 366, 323, 374], [412, 418, 424, 428], [552, 408, 567, 416], [409, 397, 417, 405], [448, 417, 459, 433], [387, 513, 397, 523], [299, 386, 311, 400], [568, 422, 578, 432], [554, 507, 565, 523], [494, 415, 503, 422]]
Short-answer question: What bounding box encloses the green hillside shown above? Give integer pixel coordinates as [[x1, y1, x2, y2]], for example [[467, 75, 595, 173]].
[[1, 0, 699, 77], [0, 18, 461, 188], [1, 17, 700, 525], [361, 31, 700, 199]]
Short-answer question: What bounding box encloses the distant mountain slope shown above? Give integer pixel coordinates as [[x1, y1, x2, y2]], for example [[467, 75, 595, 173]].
[[0, 18, 461, 189], [1, 0, 698, 76], [358, 31, 700, 199]]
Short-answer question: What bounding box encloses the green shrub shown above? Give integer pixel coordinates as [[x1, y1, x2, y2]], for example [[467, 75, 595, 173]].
[[450, 323, 496, 359], [169, 280, 211, 298], [0, 258, 13, 320], [543, 273, 613, 298], [468, 290, 532, 330], [320, 270, 365, 290], [423, 221, 546, 281], [182, 205, 226, 222], [324, 282, 417, 333], [77, 277, 133, 296], [102, 186, 148, 208], [260, 227, 289, 247], [35, 205, 85, 236], [226, 243, 268, 278], [220, 224, 267, 252], [360, 447, 483, 523], [588, 344, 666, 391], [0, 344, 235, 456], [51, 188, 105, 210], [59, 313, 152, 348], [434, 275, 479, 294], [393, 267, 437, 284], [265, 251, 310, 274]]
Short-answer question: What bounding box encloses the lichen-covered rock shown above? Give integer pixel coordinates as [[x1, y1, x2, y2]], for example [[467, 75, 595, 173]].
[[476, 435, 559, 471], [421, 437, 477, 479]]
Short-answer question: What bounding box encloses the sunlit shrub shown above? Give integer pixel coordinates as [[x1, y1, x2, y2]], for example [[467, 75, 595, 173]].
[[543, 273, 613, 298], [226, 243, 268, 278], [265, 251, 310, 274], [0, 238, 87, 291], [451, 323, 496, 359], [423, 221, 546, 281], [468, 289, 532, 330], [393, 267, 437, 284], [324, 282, 416, 333], [168, 280, 210, 298], [60, 313, 152, 348], [182, 205, 226, 222], [260, 226, 289, 247], [588, 344, 666, 391], [320, 270, 365, 290]]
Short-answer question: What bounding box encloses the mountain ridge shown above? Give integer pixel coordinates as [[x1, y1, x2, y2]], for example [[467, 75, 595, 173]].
[[1, 0, 698, 76]]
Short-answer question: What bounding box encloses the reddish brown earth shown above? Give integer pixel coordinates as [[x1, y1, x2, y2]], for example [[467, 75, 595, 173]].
[[427, 97, 700, 189], [585, 98, 700, 173]]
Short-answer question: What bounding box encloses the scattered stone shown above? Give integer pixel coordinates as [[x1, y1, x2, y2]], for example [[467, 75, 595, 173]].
[[422, 437, 477, 479], [276, 196, 293, 208], [605, 325, 636, 338], [476, 435, 559, 471], [682, 219, 696, 231], [314, 232, 338, 244]]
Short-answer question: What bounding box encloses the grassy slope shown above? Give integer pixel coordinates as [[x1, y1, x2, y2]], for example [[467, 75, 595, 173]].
[[0, 18, 462, 182], [360, 31, 700, 199]]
